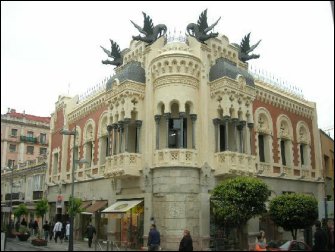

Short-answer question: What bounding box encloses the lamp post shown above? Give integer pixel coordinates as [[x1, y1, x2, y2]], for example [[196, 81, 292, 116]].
[[60, 125, 77, 252]]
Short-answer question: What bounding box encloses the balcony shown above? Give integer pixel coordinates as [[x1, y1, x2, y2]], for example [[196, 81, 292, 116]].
[[153, 149, 198, 168], [104, 153, 142, 178], [5, 192, 25, 201], [20, 136, 38, 143], [214, 151, 256, 177]]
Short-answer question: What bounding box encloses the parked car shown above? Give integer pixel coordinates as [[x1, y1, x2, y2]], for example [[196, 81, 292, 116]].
[[268, 240, 311, 251]]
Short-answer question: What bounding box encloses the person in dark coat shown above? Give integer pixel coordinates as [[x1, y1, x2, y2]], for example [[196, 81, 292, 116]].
[[179, 229, 193, 251], [313, 220, 328, 251], [86, 221, 96, 248], [147, 224, 160, 251], [20, 217, 27, 227]]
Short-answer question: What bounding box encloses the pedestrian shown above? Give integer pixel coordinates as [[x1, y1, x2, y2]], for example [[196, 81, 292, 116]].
[[15, 219, 20, 232], [86, 221, 96, 248], [313, 220, 328, 251], [21, 217, 27, 227], [327, 219, 334, 251], [33, 219, 39, 236], [53, 220, 63, 243], [60, 221, 66, 243], [147, 224, 160, 251], [28, 219, 34, 234], [179, 229, 193, 251], [49, 221, 54, 241], [66, 221, 70, 241], [254, 234, 267, 251], [43, 220, 50, 241]]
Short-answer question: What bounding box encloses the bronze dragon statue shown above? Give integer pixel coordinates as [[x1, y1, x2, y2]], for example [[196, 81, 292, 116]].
[[186, 9, 221, 44], [232, 33, 261, 62], [100, 39, 123, 67], [130, 12, 167, 46]]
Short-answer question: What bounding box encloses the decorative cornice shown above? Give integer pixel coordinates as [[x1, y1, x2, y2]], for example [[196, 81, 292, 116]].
[[153, 75, 199, 90]]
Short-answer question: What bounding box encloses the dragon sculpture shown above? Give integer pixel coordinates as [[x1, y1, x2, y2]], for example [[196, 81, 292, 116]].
[[232, 33, 261, 62], [130, 12, 167, 46], [100, 40, 123, 67], [186, 9, 221, 44]]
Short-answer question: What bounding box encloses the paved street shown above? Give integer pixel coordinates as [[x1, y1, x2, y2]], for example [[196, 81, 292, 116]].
[[4, 237, 101, 251], [3, 237, 143, 251]]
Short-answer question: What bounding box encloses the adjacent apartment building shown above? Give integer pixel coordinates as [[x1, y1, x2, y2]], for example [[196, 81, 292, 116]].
[[1, 109, 50, 227]]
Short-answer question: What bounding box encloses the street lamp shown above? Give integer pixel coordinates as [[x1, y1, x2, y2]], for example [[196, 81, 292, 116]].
[[60, 126, 77, 252], [2, 164, 14, 232]]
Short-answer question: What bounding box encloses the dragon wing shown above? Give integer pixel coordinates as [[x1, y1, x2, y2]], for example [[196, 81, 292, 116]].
[[240, 33, 251, 53], [204, 17, 221, 34], [246, 39, 261, 54], [100, 45, 111, 57], [142, 12, 154, 35], [110, 39, 121, 59], [197, 9, 209, 33], [130, 20, 147, 36]]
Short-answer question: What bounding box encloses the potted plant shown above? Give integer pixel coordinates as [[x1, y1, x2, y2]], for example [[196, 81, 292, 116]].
[[31, 231, 47, 246], [16, 226, 30, 241]]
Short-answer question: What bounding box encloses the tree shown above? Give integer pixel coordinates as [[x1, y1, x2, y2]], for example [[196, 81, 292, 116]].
[[212, 176, 270, 226], [35, 198, 49, 232], [269, 193, 318, 240], [211, 176, 270, 249], [68, 196, 83, 217], [13, 203, 28, 220]]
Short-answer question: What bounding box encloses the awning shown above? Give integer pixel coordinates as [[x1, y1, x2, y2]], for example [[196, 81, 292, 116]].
[[82, 200, 107, 214], [80, 201, 92, 209], [102, 200, 143, 213]]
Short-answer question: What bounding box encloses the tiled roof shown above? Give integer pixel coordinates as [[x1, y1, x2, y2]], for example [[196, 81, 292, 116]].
[[6, 111, 51, 123]]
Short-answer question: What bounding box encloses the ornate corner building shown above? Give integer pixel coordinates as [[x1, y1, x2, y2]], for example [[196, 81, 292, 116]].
[[45, 19, 324, 250]]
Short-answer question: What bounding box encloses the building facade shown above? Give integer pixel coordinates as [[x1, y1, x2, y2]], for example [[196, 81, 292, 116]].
[[1, 109, 50, 228], [46, 33, 324, 250]]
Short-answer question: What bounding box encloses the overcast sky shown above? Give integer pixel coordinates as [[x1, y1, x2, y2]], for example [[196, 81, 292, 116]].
[[1, 1, 334, 138]]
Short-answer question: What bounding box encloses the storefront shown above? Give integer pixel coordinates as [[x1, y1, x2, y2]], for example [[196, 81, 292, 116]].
[[102, 199, 144, 249]]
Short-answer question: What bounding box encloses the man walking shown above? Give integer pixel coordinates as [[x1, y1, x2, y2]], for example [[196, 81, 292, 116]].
[[53, 220, 63, 243], [147, 224, 160, 251], [86, 221, 96, 248]]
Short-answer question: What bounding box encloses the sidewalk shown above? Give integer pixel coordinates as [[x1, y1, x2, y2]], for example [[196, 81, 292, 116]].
[[4, 237, 97, 251], [4, 237, 143, 251]]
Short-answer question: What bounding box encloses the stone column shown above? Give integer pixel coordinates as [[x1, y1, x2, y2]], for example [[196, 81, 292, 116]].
[[213, 118, 220, 152], [248, 123, 254, 155], [190, 114, 197, 149], [223, 116, 230, 151], [106, 125, 113, 156], [238, 121, 246, 153], [179, 112, 186, 148], [164, 113, 171, 148], [112, 123, 117, 155], [154, 115, 161, 150], [118, 121, 124, 153], [123, 118, 131, 152], [135, 120, 142, 153], [231, 118, 239, 152]]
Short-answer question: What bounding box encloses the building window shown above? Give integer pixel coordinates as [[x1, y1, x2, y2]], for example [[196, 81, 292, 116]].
[[85, 142, 93, 167], [168, 118, 187, 148], [219, 124, 226, 151], [27, 131, 34, 138], [39, 133, 47, 144], [9, 144, 17, 153], [27, 146, 34, 155], [300, 144, 309, 166], [53, 153, 59, 174], [39, 147, 47, 155], [280, 140, 286, 166], [11, 129, 18, 137], [33, 174, 44, 191], [7, 159, 15, 168], [258, 135, 265, 162]]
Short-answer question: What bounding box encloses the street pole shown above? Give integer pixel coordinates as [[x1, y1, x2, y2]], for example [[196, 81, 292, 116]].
[[69, 125, 76, 252], [9, 165, 13, 231]]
